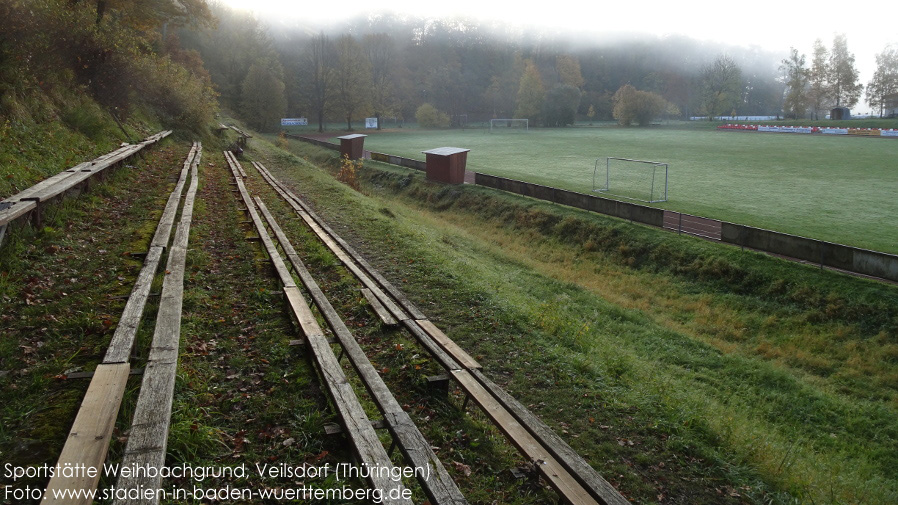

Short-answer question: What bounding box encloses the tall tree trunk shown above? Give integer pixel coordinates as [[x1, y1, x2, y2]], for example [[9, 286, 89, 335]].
[[95, 0, 106, 24], [317, 109, 324, 133]]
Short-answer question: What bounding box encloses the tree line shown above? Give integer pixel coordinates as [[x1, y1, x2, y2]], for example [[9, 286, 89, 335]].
[[178, 6, 893, 131], [781, 35, 898, 119]]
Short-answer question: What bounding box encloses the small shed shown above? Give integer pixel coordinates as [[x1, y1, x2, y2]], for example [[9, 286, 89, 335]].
[[830, 107, 851, 120], [337, 134, 367, 161], [422, 147, 470, 184]]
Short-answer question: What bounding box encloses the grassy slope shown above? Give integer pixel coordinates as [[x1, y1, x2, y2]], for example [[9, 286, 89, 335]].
[[261, 133, 897, 505], [338, 127, 898, 254]]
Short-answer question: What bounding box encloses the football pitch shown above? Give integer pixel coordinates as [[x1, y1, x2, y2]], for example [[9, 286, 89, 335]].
[[352, 127, 898, 254]]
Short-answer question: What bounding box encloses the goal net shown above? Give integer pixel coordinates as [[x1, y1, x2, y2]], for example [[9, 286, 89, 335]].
[[593, 157, 669, 203], [490, 118, 528, 132]]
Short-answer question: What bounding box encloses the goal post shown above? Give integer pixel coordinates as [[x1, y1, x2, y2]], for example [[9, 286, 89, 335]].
[[593, 157, 669, 203], [490, 118, 528, 132]]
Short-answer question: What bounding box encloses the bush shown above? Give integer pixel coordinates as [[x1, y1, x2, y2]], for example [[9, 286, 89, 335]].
[[612, 84, 668, 127], [415, 103, 450, 128]]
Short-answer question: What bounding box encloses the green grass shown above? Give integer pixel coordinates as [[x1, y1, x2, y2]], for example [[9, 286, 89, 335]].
[[337, 127, 898, 254]]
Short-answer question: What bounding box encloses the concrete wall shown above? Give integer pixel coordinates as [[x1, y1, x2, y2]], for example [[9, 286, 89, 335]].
[[474, 173, 664, 228], [721, 222, 898, 282]]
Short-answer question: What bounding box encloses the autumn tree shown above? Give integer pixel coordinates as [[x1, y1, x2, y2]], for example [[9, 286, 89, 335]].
[[241, 58, 287, 132], [827, 34, 863, 108], [866, 45, 898, 117], [780, 48, 809, 119], [334, 34, 372, 130], [612, 84, 668, 126], [415, 103, 450, 127], [556, 54, 585, 89], [88, 0, 213, 29], [699, 55, 743, 119], [805, 39, 830, 119], [515, 59, 544, 123]]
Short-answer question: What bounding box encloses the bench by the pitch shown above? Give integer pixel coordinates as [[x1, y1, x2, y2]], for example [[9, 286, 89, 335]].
[[0, 131, 171, 245]]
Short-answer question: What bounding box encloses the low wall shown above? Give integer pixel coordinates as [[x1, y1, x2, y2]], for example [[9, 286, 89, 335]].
[[369, 151, 426, 171], [474, 173, 665, 228], [721, 223, 898, 281], [286, 134, 338, 151]]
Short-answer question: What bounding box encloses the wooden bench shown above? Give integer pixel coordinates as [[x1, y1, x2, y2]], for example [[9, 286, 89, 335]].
[[42, 142, 199, 505], [255, 195, 468, 505], [225, 154, 412, 504], [1, 131, 172, 246]]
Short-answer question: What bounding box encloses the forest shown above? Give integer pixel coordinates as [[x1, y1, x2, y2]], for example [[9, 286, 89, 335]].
[[3, 1, 892, 136]]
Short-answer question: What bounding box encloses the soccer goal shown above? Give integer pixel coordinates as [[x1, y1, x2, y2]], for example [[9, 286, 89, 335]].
[[593, 157, 669, 203], [490, 118, 528, 132]]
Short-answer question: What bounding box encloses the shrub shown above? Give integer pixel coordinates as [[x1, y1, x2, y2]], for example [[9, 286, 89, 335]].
[[415, 103, 450, 128]]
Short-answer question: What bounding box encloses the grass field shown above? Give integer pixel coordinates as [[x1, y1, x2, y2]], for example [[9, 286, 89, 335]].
[[327, 127, 898, 254]]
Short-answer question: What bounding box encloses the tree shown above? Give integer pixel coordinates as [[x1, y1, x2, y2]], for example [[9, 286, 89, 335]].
[[699, 55, 743, 119], [515, 59, 544, 123], [334, 34, 372, 130], [364, 33, 395, 130], [808, 39, 830, 120], [555, 54, 585, 89], [612, 84, 668, 126], [240, 59, 287, 132], [828, 34, 863, 108], [542, 84, 581, 127], [91, 0, 213, 29], [866, 45, 898, 117], [302, 32, 335, 132], [780, 48, 809, 119], [415, 103, 450, 127]]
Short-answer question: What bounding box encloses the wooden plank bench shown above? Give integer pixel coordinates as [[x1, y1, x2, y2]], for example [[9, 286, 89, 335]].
[[43, 141, 197, 505], [1, 131, 172, 245], [255, 196, 467, 505], [225, 154, 411, 504], [113, 144, 198, 505]]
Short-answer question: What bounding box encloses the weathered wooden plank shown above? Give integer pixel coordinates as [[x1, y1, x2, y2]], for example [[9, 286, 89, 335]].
[[41, 363, 130, 505], [104, 246, 166, 363], [283, 286, 323, 334], [227, 156, 297, 288], [402, 320, 464, 372], [0, 200, 36, 226], [451, 370, 602, 505], [244, 198, 412, 503], [415, 319, 481, 370], [361, 288, 399, 326], [469, 369, 630, 505], [114, 361, 178, 505]]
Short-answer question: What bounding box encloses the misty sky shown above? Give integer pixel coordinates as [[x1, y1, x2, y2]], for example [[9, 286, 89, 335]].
[[222, 0, 894, 113]]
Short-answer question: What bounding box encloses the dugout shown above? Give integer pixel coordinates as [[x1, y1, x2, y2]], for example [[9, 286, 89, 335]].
[[422, 147, 470, 184], [337, 134, 367, 160], [830, 107, 851, 120]]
